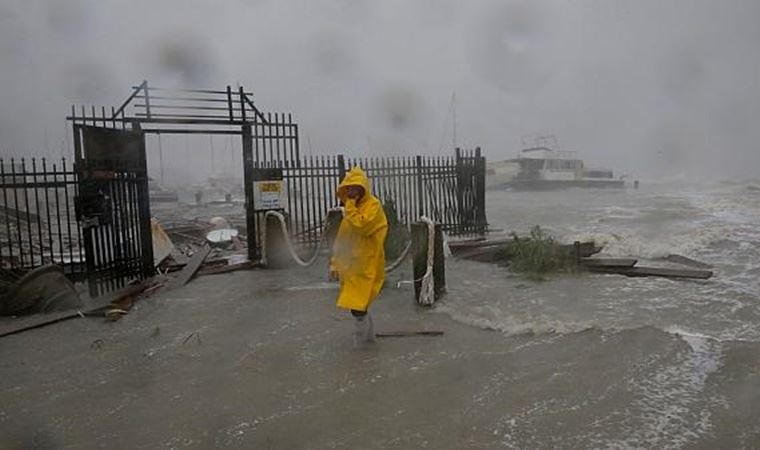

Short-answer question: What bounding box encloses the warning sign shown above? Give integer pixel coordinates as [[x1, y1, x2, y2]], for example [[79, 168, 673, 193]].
[[254, 180, 285, 210]]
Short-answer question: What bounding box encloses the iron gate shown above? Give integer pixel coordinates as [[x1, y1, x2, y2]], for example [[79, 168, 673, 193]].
[[74, 125, 154, 297]]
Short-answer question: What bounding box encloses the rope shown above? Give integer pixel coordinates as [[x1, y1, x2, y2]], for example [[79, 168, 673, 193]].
[[260, 209, 422, 277], [417, 216, 436, 305], [260, 209, 342, 267], [384, 240, 412, 273]]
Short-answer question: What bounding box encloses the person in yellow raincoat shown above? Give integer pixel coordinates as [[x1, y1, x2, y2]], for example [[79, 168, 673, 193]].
[[330, 167, 388, 346]]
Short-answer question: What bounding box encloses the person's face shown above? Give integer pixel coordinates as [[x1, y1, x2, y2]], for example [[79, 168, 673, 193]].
[[346, 185, 364, 200]]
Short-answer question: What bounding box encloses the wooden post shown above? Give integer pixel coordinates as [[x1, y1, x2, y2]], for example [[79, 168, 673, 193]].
[[411, 221, 446, 305], [433, 224, 446, 299]]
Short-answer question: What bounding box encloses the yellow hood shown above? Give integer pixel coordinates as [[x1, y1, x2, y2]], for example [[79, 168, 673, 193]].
[[337, 166, 372, 203]]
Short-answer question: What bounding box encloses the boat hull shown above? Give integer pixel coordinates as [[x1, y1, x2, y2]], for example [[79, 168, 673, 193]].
[[489, 179, 625, 191]]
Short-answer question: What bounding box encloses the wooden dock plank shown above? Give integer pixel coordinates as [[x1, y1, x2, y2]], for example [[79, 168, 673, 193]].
[[580, 258, 638, 267], [589, 266, 713, 279]]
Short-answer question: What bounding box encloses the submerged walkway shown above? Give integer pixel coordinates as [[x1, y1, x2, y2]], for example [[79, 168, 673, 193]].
[[1, 260, 758, 448]]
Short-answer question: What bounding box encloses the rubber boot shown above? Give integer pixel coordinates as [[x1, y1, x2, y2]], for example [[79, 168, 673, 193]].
[[364, 312, 376, 343], [353, 316, 368, 348]]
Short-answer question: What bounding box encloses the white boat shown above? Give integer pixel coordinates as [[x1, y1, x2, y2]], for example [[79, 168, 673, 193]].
[[486, 136, 624, 191]]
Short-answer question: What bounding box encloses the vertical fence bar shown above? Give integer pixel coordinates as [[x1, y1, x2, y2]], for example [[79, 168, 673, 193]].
[[52, 162, 64, 267], [316, 155, 326, 248], [323, 156, 331, 217], [72, 161, 85, 281], [62, 159, 75, 273], [307, 154, 316, 244], [284, 160, 294, 242], [31, 158, 45, 266], [337, 154, 346, 182], [254, 121, 260, 164], [42, 158, 54, 263], [0, 160, 9, 266], [274, 113, 281, 163], [296, 153, 305, 242], [415, 155, 424, 218], [21, 159, 34, 267], [227, 86, 234, 122], [123, 171, 136, 277], [238, 86, 247, 123], [115, 169, 129, 275], [267, 113, 274, 162], [446, 156, 458, 232], [10, 160, 23, 266], [109, 170, 122, 288], [294, 122, 301, 165]]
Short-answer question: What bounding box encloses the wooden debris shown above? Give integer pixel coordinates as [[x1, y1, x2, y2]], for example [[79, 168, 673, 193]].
[[663, 254, 713, 269], [450, 239, 601, 264], [0, 279, 154, 338], [588, 266, 713, 279], [231, 235, 245, 251], [170, 245, 211, 288], [580, 258, 638, 268], [376, 330, 444, 338], [197, 260, 260, 276]]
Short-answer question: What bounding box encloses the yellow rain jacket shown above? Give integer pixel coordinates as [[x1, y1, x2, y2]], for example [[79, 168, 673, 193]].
[[331, 167, 388, 311]]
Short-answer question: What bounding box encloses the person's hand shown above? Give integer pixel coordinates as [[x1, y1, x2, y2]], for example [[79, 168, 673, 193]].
[[328, 270, 339, 282]]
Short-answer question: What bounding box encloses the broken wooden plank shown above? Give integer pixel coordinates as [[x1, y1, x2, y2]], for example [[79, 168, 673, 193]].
[[580, 258, 638, 268], [452, 245, 505, 263], [170, 245, 211, 288], [376, 330, 444, 338], [196, 260, 261, 276], [453, 240, 602, 264], [588, 266, 713, 279], [663, 254, 713, 269], [0, 310, 86, 338]]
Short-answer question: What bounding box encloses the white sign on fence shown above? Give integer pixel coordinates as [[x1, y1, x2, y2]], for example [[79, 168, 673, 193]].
[[253, 180, 286, 210]]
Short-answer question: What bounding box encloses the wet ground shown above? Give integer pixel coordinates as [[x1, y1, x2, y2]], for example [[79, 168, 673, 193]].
[[1, 256, 759, 449]]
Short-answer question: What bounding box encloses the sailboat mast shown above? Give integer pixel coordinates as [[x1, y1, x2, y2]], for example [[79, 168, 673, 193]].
[[452, 91, 457, 149]]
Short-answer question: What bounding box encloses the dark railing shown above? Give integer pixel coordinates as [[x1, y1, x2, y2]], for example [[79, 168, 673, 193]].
[[112, 80, 268, 125], [0, 158, 85, 279]]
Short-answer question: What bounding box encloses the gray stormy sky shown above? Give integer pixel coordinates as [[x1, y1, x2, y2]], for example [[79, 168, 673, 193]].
[[1, 0, 759, 182]]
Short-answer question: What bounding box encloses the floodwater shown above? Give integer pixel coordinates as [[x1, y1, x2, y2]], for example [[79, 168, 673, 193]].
[[1, 179, 759, 449], [438, 179, 760, 448]]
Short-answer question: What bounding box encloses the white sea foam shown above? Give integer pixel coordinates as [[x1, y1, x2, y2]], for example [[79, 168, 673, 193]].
[[433, 301, 595, 337], [588, 327, 723, 449], [565, 223, 731, 259]]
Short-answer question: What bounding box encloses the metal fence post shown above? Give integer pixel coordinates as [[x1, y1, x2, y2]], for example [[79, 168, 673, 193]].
[[475, 146, 487, 234], [337, 154, 346, 182], [416, 155, 424, 219], [242, 124, 257, 261]]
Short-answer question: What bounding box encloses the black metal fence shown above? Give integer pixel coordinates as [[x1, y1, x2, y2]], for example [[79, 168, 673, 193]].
[[251, 148, 487, 253], [0, 158, 85, 279]]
